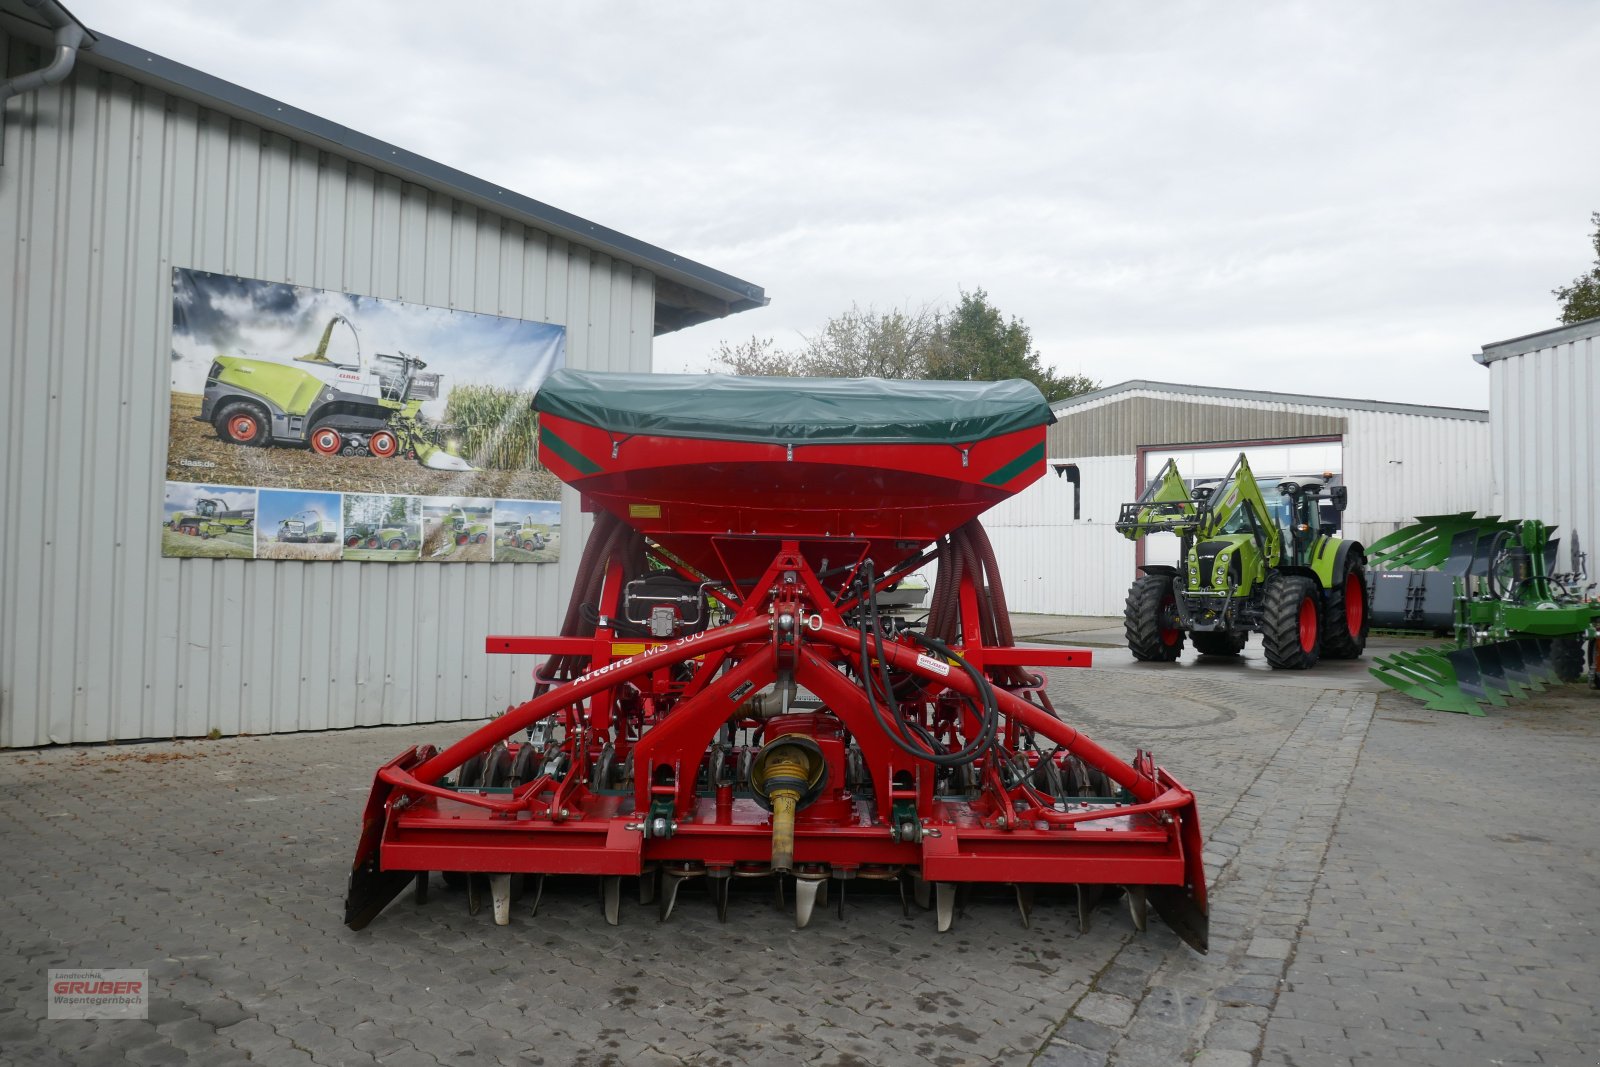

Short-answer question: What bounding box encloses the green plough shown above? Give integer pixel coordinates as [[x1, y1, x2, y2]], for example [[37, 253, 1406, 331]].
[[1366, 513, 1599, 714]]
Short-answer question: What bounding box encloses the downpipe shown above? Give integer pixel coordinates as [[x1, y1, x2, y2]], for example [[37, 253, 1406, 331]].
[[0, 0, 86, 106]]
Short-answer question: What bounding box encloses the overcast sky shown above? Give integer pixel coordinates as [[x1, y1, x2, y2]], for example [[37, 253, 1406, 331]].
[[77, 1, 1600, 410]]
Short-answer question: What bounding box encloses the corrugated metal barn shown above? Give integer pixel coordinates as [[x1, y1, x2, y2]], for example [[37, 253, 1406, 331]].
[[0, 4, 764, 746], [1475, 317, 1600, 571], [984, 380, 1493, 617]]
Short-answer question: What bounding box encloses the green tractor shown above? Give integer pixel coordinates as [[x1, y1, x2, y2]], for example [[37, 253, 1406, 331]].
[[344, 524, 419, 551], [277, 509, 337, 543], [443, 507, 490, 546], [498, 514, 548, 552], [198, 315, 473, 471], [1114, 453, 1367, 669], [170, 497, 255, 539]]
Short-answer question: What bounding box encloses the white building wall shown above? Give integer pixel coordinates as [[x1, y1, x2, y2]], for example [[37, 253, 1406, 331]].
[[1486, 327, 1600, 568], [985, 389, 1492, 618], [1340, 408, 1494, 546], [0, 60, 655, 746], [980, 455, 1136, 616]]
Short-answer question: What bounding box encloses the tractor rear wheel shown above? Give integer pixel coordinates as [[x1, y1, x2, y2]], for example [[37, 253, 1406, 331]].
[[1321, 556, 1369, 660], [1262, 574, 1322, 669], [1124, 574, 1185, 662], [1192, 630, 1247, 656], [215, 401, 270, 446]]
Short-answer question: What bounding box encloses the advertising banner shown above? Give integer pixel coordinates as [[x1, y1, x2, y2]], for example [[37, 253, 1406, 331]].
[[163, 269, 564, 562]]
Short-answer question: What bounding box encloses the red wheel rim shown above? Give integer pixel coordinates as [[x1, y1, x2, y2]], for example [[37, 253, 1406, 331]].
[[370, 431, 398, 458], [311, 428, 341, 455], [1298, 596, 1317, 652], [346, 536, 360, 547], [227, 413, 258, 441], [456, 533, 469, 545], [1344, 577, 1364, 637], [1159, 594, 1180, 646], [366, 536, 378, 548]]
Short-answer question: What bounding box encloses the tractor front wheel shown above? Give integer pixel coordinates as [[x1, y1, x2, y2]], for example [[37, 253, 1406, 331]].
[[1193, 630, 1247, 656], [1321, 556, 1369, 660], [1262, 575, 1322, 669], [474, 533, 487, 544], [387, 538, 404, 550], [1124, 574, 1185, 662], [215, 401, 270, 447]]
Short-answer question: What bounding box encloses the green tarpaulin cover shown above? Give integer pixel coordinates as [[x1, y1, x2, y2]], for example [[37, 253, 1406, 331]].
[[533, 370, 1054, 445]]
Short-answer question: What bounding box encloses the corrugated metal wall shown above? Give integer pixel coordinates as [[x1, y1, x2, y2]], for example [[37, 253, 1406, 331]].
[[0, 44, 655, 746], [988, 388, 1492, 616], [1047, 396, 1345, 458], [1487, 328, 1600, 566]]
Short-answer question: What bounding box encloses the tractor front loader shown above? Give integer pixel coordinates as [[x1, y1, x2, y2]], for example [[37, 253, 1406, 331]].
[[198, 315, 474, 472], [344, 371, 1210, 952], [1115, 454, 1367, 669]]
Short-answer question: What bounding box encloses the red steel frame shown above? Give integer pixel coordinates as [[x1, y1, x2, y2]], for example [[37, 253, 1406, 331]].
[[345, 409, 1210, 951]]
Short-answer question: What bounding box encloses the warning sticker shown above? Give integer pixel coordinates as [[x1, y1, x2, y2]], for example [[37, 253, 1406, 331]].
[[915, 653, 951, 677], [628, 504, 662, 519]]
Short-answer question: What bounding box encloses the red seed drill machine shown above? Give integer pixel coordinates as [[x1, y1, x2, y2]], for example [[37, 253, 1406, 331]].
[[344, 371, 1209, 951]]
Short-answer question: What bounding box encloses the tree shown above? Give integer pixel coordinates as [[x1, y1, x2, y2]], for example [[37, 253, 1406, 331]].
[[797, 303, 943, 379], [928, 289, 1099, 402], [1553, 211, 1600, 325], [709, 291, 1098, 401], [710, 336, 801, 377]]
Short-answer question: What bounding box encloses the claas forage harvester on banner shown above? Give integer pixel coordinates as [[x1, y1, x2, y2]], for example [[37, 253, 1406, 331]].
[[344, 370, 1210, 951]]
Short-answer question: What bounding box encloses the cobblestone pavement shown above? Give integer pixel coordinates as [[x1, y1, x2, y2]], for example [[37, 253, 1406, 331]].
[[1, 633, 1597, 1066]]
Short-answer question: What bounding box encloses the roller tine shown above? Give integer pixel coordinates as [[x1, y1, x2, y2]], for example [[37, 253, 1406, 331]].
[[490, 875, 513, 926], [836, 879, 846, 921], [527, 874, 545, 918], [639, 867, 658, 906], [413, 872, 430, 905], [912, 874, 932, 910], [1125, 885, 1148, 932], [602, 875, 622, 926], [1014, 884, 1034, 929], [772, 876, 786, 912], [467, 874, 484, 917], [898, 874, 911, 918], [660, 872, 686, 922], [816, 878, 830, 911], [711, 874, 731, 924], [1076, 884, 1106, 934], [795, 878, 822, 929], [935, 882, 956, 932]]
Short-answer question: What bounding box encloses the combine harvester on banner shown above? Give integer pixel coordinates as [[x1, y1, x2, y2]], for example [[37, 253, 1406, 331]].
[[344, 370, 1210, 951], [1367, 513, 1600, 714]]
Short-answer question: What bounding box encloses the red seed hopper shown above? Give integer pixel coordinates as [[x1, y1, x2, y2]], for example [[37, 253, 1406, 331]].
[[344, 370, 1209, 950]]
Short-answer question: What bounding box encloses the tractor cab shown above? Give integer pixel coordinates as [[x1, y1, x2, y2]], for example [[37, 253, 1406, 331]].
[[375, 352, 441, 403], [194, 498, 223, 519], [1273, 478, 1348, 566]]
